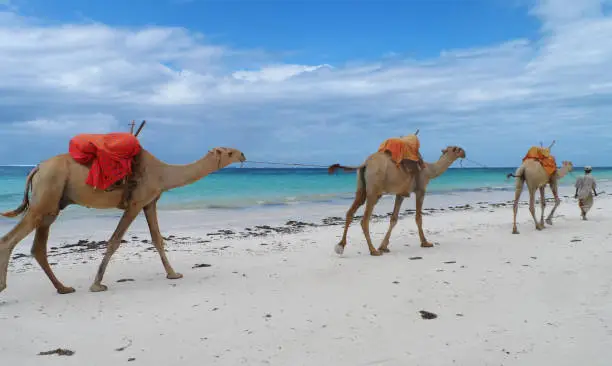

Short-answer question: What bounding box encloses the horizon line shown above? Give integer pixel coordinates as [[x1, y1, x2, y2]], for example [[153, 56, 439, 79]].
[[2, 165, 611, 170]]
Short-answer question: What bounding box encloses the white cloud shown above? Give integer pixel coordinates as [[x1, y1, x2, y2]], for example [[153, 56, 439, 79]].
[[232, 64, 332, 83], [1, 1, 612, 166], [7, 113, 120, 135]]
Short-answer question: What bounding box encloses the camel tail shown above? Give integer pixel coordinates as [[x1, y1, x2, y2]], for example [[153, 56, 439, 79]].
[[1, 166, 38, 218], [327, 163, 363, 175], [357, 166, 367, 191], [506, 166, 526, 181]]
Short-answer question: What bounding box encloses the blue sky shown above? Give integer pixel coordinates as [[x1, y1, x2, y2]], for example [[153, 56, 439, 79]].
[[0, 0, 611, 167]]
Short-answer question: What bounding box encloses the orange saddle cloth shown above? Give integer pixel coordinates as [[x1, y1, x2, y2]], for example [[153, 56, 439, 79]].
[[69, 132, 142, 190], [522, 146, 557, 176], [378, 134, 421, 166]]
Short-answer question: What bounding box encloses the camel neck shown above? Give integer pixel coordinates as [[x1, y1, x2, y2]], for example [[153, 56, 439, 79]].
[[425, 154, 455, 179], [558, 166, 571, 179], [161, 153, 218, 191]]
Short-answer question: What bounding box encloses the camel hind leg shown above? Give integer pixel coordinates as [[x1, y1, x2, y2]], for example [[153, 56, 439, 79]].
[[378, 195, 404, 253], [0, 160, 68, 293], [335, 187, 366, 255], [528, 188, 542, 231], [361, 194, 382, 256], [31, 223, 75, 294], [0, 213, 41, 292], [512, 177, 524, 234]]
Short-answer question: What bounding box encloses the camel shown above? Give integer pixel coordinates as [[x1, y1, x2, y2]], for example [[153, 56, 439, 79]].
[[0, 146, 246, 294], [328, 146, 466, 256], [508, 159, 573, 234]]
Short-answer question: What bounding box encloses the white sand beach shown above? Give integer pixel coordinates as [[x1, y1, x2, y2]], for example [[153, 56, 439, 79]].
[[1, 186, 612, 366]]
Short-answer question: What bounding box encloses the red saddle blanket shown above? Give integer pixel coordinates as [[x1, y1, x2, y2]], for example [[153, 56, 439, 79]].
[[69, 132, 142, 190]]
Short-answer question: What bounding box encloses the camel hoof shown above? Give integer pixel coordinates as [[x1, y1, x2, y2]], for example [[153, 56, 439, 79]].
[[512, 229, 520, 234], [370, 250, 382, 256], [536, 225, 543, 231], [334, 244, 345, 255], [545, 219, 553, 225], [89, 284, 108, 292], [0, 283, 6, 293], [378, 247, 390, 253], [57, 286, 75, 295], [421, 242, 434, 248], [167, 273, 183, 280]]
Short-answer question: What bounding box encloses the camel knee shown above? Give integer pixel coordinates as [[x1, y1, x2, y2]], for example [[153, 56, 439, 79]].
[[41, 213, 58, 227], [24, 212, 57, 228], [344, 211, 355, 222]]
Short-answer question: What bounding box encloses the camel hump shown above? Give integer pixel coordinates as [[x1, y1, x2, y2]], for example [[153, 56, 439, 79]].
[[522, 146, 557, 177], [68, 132, 142, 191], [378, 135, 420, 165]]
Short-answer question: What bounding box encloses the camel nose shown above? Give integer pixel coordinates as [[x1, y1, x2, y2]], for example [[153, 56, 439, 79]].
[[240, 153, 246, 162]]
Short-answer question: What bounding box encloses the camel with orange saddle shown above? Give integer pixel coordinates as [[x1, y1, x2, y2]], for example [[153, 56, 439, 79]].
[[0, 130, 246, 294], [329, 132, 466, 256], [507, 141, 573, 234]]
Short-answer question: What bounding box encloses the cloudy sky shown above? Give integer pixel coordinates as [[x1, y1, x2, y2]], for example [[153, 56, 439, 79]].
[[0, 0, 611, 167]]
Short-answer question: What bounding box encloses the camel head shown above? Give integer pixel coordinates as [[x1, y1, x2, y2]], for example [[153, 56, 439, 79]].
[[560, 160, 573, 172], [210, 147, 246, 168], [441, 146, 466, 160]]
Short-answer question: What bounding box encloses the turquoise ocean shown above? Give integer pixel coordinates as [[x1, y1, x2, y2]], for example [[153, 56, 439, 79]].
[[1, 165, 611, 214]]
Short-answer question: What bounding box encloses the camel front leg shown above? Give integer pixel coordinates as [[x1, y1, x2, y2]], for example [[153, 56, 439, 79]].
[[31, 225, 75, 294], [415, 191, 433, 247], [360, 195, 381, 256], [0, 214, 39, 293], [545, 183, 561, 225], [143, 200, 182, 280], [528, 189, 542, 230], [539, 186, 546, 228], [90, 207, 141, 292], [335, 189, 366, 255], [379, 195, 404, 253]]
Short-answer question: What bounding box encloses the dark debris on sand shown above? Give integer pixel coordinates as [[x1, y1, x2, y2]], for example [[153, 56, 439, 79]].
[[8, 199, 492, 262], [38, 348, 75, 356], [419, 310, 438, 320]]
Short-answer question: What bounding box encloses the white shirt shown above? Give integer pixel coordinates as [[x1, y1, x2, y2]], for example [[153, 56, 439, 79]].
[[575, 174, 596, 199]]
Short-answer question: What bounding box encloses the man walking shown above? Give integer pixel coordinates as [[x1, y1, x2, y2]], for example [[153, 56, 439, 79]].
[[574, 166, 598, 220]]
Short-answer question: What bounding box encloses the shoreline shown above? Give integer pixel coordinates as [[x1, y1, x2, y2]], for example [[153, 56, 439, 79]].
[[5, 183, 608, 268]]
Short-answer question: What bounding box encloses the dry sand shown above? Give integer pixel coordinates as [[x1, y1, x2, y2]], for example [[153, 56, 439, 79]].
[[1, 188, 611, 366]]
